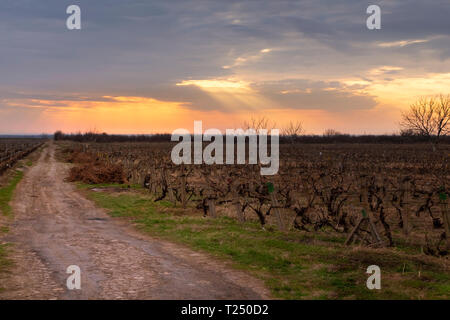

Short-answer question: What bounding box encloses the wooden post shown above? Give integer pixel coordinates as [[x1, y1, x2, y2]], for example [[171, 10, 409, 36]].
[[168, 188, 176, 203], [180, 165, 187, 208], [363, 184, 383, 246], [233, 199, 245, 223], [345, 216, 365, 245], [152, 178, 157, 194], [162, 169, 176, 204], [270, 193, 286, 232], [367, 217, 382, 244], [207, 199, 216, 218], [346, 181, 383, 247], [402, 179, 411, 236]]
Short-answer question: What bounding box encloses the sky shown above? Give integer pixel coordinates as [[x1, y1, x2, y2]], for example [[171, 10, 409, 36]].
[[1, 0, 450, 134]]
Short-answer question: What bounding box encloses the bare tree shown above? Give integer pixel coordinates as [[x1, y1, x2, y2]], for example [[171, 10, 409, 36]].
[[323, 129, 342, 136], [401, 95, 450, 142], [435, 95, 450, 137], [282, 120, 303, 136], [282, 121, 304, 143], [243, 116, 277, 131]]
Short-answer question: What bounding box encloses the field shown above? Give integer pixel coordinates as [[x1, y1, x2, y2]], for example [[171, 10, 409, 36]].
[[1, 139, 448, 299], [0, 139, 43, 175], [0, 139, 45, 292], [0, 139, 43, 216], [55, 140, 450, 299], [65, 142, 450, 254]]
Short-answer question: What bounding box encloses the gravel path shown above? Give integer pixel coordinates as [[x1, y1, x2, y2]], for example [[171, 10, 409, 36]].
[[0, 142, 269, 300]]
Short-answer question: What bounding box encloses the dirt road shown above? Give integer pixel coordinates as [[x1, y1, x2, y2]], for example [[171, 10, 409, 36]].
[[0, 143, 269, 299]]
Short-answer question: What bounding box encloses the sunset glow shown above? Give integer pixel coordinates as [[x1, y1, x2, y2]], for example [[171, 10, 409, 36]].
[[1, 1, 449, 135]]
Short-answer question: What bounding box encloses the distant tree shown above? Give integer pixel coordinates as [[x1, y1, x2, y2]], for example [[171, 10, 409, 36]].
[[282, 121, 304, 143], [401, 95, 450, 143], [323, 129, 342, 136], [243, 116, 277, 131], [54, 130, 64, 141], [399, 128, 417, 137]]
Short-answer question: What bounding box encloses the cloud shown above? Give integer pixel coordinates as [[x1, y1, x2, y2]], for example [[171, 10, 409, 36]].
[[253, 79, 377, 111], [169, 78, 377, 112], [176, 79, 251, 90], [0, 0, 449, 133], [221, 48, 273, 69], [377, 39, 430, 48], [369, 66, 404, 76]]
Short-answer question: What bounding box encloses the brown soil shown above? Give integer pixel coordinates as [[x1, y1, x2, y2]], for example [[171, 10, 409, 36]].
[[0, 142, 270, 300]]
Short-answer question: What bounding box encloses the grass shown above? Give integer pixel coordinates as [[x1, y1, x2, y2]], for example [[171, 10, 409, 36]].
[[0, 243, 13, 291], [0, 243, 12, 270], [0, 170, 24, 291], [0, 159, 33, 292], [0, 170, 24, 216], [80, 184, 449, 300]]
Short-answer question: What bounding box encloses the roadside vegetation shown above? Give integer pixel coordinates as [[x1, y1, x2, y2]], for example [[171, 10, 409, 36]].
[[0, 171, 24, 216], [0, 144, 41, 284], [0, 169, 24, 283], [0, 243, 12, 279], [0, 170, 20, 287], [55, 136, 450, 300]]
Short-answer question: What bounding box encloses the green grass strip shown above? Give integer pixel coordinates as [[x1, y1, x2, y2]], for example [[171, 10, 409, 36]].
[[0, 243, 13, 292], [0, 170, 24, 216]]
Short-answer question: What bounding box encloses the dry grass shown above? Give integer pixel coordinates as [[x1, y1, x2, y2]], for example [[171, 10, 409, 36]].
[[62, 148, 127, 184]]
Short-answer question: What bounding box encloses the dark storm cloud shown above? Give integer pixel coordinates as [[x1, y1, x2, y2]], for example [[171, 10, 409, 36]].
[[0, 0, 448, 112]]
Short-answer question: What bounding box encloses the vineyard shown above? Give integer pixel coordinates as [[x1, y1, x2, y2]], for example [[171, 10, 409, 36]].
[[0, 139, 45, 174], [63, 141, 450, 257]]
